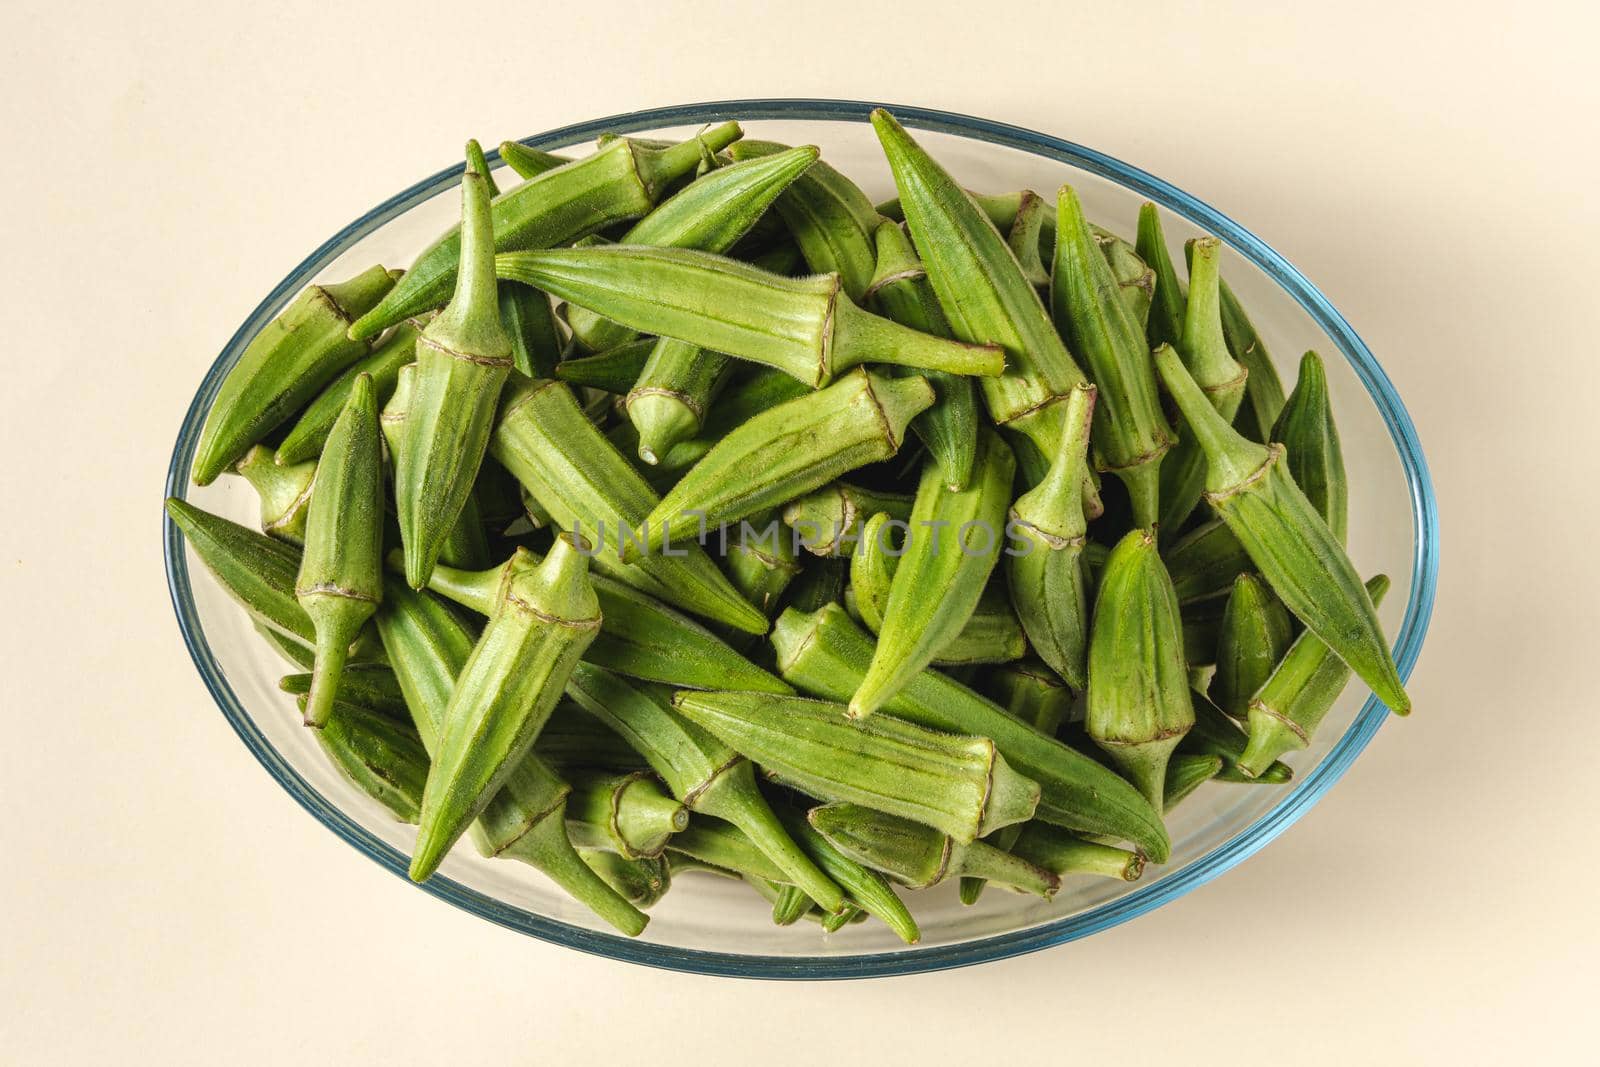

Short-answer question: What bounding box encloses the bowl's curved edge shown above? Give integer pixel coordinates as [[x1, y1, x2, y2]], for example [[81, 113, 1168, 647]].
[[163, 98, 1438, 980]]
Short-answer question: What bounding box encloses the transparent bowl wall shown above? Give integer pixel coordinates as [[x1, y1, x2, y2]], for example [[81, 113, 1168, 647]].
[[164, 100, 1437, 979]]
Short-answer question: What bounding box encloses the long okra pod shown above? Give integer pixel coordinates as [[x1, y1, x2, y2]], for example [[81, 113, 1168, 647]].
[[1135, 203, 1186, 358], [379, 362, 491, 571], [1153, 345, 1410, 714], [301, 698, 430, 822], [1271, 351, 1348, 543], [466, 139, 562, 379], [167, 499, 317, 646], [1218, 275, 1289, 443], [1211, 573, 1294, 719], [773, 807, 920, 944], [278, 665, 406, 720], [349, 124, 744, 339]]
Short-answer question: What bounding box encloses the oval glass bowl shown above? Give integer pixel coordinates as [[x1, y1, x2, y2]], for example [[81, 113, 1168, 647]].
[[164, 100, 1437, 978]]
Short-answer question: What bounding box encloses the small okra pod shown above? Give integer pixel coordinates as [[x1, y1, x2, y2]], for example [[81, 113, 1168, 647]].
[[1164, 753, 1225, 812], [1211, 573, 1295, 719], [490, 376, 768, 634], [565, 665, 845, 912], [1157, 236, 1251, 536], [275, 318, 422, 465], [1271, 351, 1348, 544], [1092, 226, 1156, 330], [1218, 274, 1289, 444], [1166, 518, 1253, 604], [1052, 184, 1174, 529], [349, 123, 744, 339], [1154, 345, 1411, 714], [771, 603, 1172, 861], [1240, 575, 1392, 779], [191, 264, 396, 484], [848, 512, 1027, 665], [864, 219, 981, 492], [727, 139, 881, 300], [553, 337, 656, 394], [301, 698, 430, 823], [770, 882, 813, 926], [625, 337, 728, 464], [774, 806, 921, 944], [579, 850, 671, 909], [870, 110, 1088, 464], [495, 245, 1005, 388], [1006, 190, 1052, 290], [565, 771, 689, 859], [631, 367, 933, 559], [278, 665, 407, 720], [296, 374, 385, 729], [373, 580, 647, 934], [808, 804, 1060, 899], [984, 660, 1075, 736], [1086, 528, 1195, 807], [1006, 381, 1096, 690], [409, 535, 601, 882], [850, 427, 1015, 718], [496, 141, 573, 180], [781, 481, 914, 558], [166, 496, 311, 638], [1134, 202, 1187, 356], [394, 161, 514, 589], [723, 508, 803, 615], [564, 144, 822, 352], [1009, 823, 1146, 882], [233, 445, 316, 544], [672, 691, 1040, 843], [1182, 690, 1294, 784]]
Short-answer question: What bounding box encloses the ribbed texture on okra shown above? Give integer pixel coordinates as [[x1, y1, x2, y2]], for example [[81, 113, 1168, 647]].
[[1010, 823, 1146, 882], [809, 804, 1059, 898], [782, 481, 914, 558], [299, 697, 430, 823], [1271, 351, 1348, 544], [1219, 276, 1289, 444], [1211, 573, 1295, 719], [626, 337, 727, 464], [565, 770, 688, 859]]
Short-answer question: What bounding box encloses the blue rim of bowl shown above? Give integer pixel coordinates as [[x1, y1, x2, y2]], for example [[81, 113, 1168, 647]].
[[163, 98, 1438, 979]]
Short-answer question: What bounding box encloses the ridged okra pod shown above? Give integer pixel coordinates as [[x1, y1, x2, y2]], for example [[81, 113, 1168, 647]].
[[496, 245, 1005, 388], [781, 480, 914, 558], [632, 367, 933, 559], [1086, 528, 1195, 807], [534, 701, 652, 772], [379, 362, 491, 571], [668, 819, 791, 885], [233, 445, 315, 544], [1006, 381, 1096, 689], [1182, 690, 1294, 784], [565, 771, 688, 859], [348, 123, 744, 339], [673, 691, 1040, 843], [864, 219, 981, 491], [275, 318, 421, 465], [299, 698, 429, 822], [773, 807, 920, 944], [192, 264, 395, 484], [373, 580, 647, 934], [625, 337, 728, 464], [1007, 191, 1052, 290], [1164, 753, 1226, 811], [850, 427, 1015, 718], [1093, 226, 1155, 329], [1153, 345, 1410, 714], [489, 376, 768, 634], [1009, 824, 1145, 882], [554, 337, 656, 394], [985, 660, 1075, 735], [296, 374, 384, 728], [809, 804, 1059, 899], [466, 139, 562, 380], [394, 162, 514, 589], [1135, 203, 1187, 357], [580, 850, 671, 910], [1271, 351, 1348, 543], [1212, 573, 1295, 719], [1157, 236, 1251, 536], [1239, 575, 1392, 778], [564, 664, 845, 912], [166, 498, 317, 646], [1052, 184, 1173, 529], [870, 110, 1088, 461], [410, 535, 601, 881], [770, 603, 1171, 860], [1167, 518, 1253, 604], [496, 141, 572, 180], [1218, 275, 1288, 444]]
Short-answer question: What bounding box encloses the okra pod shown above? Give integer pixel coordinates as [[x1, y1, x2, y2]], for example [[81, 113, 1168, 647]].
[[985, 660, 1075, 736], [1007, 191, 1051, 290], [468, 138, 564, 380], [1093, 226, 1155, 329], [1271, 351, 1348, 543], [1167, 518, 1253, 604], [781, 481, 914, 558], [1181, 592, 1227, 668], [565, 770, 688, 859], [169, 498, 315, 644], [1010, 824, 1146, 882], [302, 698, 429, 823], [769, 882, 812, 926], [496, 245, 1005, 388], [850, 427, 1015, 718], [773, 806, 920, 944], [1135, 202, 1186, 352], [233, 445, 315, 545], [192, 264, 396, 484], [1086, 528, 1195, 807], [1212, 573, 1294, 719], [1182, 690, 1294, 784], [296, 374, 384, 728], [1164, 753, 1225, 811], [1153, 344, 1410, 714], [580, 850, 671, 909], [553, 337, 656, 393], [496, 141, 573, 180], [626, 337, 727, 464], [534, 701, 652, 772], [275, 318, 421, 465], [349, 124, 744, 339], [875, 188, 1031, 233], [668, 819, 791, 885], [1218, 275, 1289, 444]]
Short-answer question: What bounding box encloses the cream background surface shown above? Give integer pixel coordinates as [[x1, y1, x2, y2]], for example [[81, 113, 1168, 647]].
[[4, 1, 1595, 1061]]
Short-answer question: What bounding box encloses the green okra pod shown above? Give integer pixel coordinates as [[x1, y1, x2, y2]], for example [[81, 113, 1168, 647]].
[[1052, 184, 1174, 529], [490, 375, 768, 634], [1007, 190, 1052, 290], [1164, 753, 1226, 811], [275, 318, 422, 466], [168, 498, 316, 645], [1219, 275, 1289, 444], [1167, 518, 1253, 604], [781, 481, 914, 558], [769, 883, 813, 926], [468, 138, 563, 381], [496, 141, 573, 180], [410, 535, 601, 881], [668, 819, 792, 885], [553, 337, 656, 394], [1211, 573, 1295, 719], [626, 337, 728, 464], [233, 445, 315, 544], [1271, 351, 1348, 544], [631, 367, 933, 559], [580, 850, 671, 909], [301, 698, 430, 823], [672, 691, 1040, 843], [1239, 574, 1392, 779], [1086, 528, 1195, 807], [870, 110, 1087, 463], [296, 374, 385, 728], [565, 770, 689, 859], [278, 666, 406, 720], [192, 264, 396, 484], [850, 427, 1015, 717], [771, 603, 1171, 860], [1093, 226, 1155, 330], [1182, 690, 1294, 784], [864, 219, 982, 491], [349, 124, 744, 339], [1158, 236, 1251, 536], [808, 804, 1060, 899], [985, 660, 1075, 736], [723, 508, 803, 615], [394, 161, 514, 589], [1006, 381, 1096, 690], [774, 806, 920, 944], [875, 188, 1032, 233], [1153, 344, 1410, 714], [496, 245, 1005, 388], [565, 665, 845, 912], [1135, 203, 1186, 357], [1010, 823, 1146, 882]]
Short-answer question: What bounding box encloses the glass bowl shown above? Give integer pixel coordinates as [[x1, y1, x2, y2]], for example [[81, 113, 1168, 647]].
[[163, 99, 1438, 978]]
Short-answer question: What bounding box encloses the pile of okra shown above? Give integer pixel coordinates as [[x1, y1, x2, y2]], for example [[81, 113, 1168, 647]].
[[169, 110, 1407, 940]]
